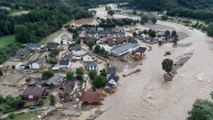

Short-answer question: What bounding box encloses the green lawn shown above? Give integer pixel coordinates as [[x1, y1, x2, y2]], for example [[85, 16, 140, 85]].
[[14, 111, 38, 120], [40, 30, 63, 45], [0, 35, 16, 48]]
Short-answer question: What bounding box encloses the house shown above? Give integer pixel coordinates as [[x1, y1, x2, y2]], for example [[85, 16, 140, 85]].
[[85, 61, 98, 71], [27, 43, 42, 50], [30, 59, 43, 69], [15, 48, 30, 57], [19, 61, 32, 69], [105, 75, 118, 89], [82, 53, 94, 62], [70, 44, 81, 52], [63, 53, 73, 60], [107, 67, 116, 77], [29, 77, 44, 87], [59, 59, 71, 69], [80, 91, 101, 104], [110, 43, 140, 56], [131, 47, 147, 60], [46, 42, 59, 51], [105, 38, 115, 46], [45, 74, 62, 86], [60, 80, 77, 95], [22, 87, 46, 100]]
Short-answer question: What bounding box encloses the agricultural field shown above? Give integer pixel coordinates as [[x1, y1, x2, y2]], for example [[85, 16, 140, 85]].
[[0, 35, 16, 48]]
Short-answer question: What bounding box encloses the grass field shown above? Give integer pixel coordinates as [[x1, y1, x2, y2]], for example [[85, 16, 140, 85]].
[[0, 35, 16, 48], [40, 30, 63, 45], [14, 111, 38, 120]]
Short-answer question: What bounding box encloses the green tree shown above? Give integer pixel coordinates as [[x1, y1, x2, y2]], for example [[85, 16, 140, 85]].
[[100, 69, 107, 77], [188, 99, 213, 120], [76, 67, 84, 80], [49, 94, 55, 106], [107, 10, 115, 16], [7, 113, 15, 119], [93, 75, 107, 88], [161, 15, 168, 21], [42, 71, 54, 80], [162, 59, 173, 73], [94, 45, 101, 53], [15, 25, 32, 43], [35, 99, 44, 106], [133, 32, 137, 37], [0, 69, 3, 76], [88, 40, 95, 49], [207, 23, 213, 37], [89, 70, 97, 80], [66, 71, 74, 80], [165, 30, 170, 36], [148, 29, 156, 37]]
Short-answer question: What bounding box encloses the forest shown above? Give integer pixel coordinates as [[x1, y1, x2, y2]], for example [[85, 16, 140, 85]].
[[129, 0, 213, 22], [0, 0, 93, 43]]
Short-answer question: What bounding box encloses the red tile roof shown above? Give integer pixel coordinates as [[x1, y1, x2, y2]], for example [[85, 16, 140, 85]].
[[80, 91, 101, 104]]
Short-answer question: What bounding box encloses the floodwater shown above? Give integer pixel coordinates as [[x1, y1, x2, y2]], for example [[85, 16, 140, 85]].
[[73, 4, 213, 120]]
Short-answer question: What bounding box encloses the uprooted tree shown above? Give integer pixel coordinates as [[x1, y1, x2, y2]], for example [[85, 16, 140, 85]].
[[162, 58, 174, 81]]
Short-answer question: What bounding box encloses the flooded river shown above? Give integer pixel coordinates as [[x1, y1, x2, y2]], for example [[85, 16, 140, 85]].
[[73, 4, 213, 120]]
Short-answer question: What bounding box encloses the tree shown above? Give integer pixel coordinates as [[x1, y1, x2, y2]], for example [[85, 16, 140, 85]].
[[93, 75, 107, 88], [89, 70, 97, 80], [143, 30, 148, 34], [207, 22, 213, 37], [49, 94, 55, 106], [0, 69, 3, 76], [161, 15, 168, 21], [88, 40, 95, 49], [76, 67, 84, 80], [148, 29, 156, 37], [35, 99, 44, 106], [100, 69, 107, 77], [66, 71, 74, 80], [165, 30, 170, 36], [171, 30, 177, 37], [140, 15, 148, 24], [188, 99, 213, 120], [42, 71, 54, 80], [162, 59, 173, 73], [150, 16, 157, 24], [7, 113, 15, 119], [133, 32, 137, 37], [107, 10, 115, 16], [94, 45, 101, 53], [15, 25, 32, 43]]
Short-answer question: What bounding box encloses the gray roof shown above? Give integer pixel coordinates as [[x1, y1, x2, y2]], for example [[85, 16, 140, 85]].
[[28, 43, 41, 48], [85, 61, 98, 68], [16, 48, 30, 57], [46, 74, 62, 85], [110, 43, 139, 53], [70, 45, 81, 51], [34, 58, 43, 64], [59, 59, 70, 66], [107, 67, 116, 76]]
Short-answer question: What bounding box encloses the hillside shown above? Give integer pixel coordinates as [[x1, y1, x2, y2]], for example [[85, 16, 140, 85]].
[[129, 0, 213, 22]]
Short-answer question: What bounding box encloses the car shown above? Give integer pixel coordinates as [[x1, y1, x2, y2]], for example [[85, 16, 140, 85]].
[[29, 105, 37, 110]]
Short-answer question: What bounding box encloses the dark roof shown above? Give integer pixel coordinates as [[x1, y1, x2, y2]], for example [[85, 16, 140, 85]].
[[108, 75, 118, 82], [29, 77, 43, 86], [59, 59, 70, 66], [16, 48, 30, 57], [27, 43, 41, 48], [70, 45, 81, 51], [46, 74, 62, 85], [22, 87, 46, 99], [85, 61, 98, 68], [60, 80, 76, 94], [63, 53, 73, 60], [107, 67, 116, 76], [47, 42, 59, 49], [138, 47, 147, 53], [80, 91, 101, 104], [34, 58, 43, 65]]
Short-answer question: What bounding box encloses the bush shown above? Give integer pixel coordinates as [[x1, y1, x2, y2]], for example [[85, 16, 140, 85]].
[[92, 75, 107, 88], [49, 94, 55, 106], [7, 113, 15, 119], [35, 99, 44, 106], [42, 70, 54, 80]]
